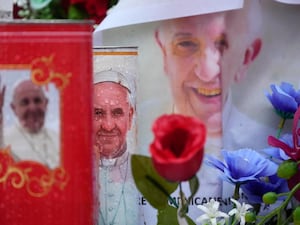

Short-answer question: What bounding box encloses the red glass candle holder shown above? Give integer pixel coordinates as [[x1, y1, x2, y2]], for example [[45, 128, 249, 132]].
[[0, 20, 97, 225]]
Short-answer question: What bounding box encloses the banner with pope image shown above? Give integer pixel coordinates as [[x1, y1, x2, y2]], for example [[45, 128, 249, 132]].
[[94, 0, 300, 223]]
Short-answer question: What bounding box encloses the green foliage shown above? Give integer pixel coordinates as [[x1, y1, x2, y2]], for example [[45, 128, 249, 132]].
[[17, 0, 116, 20], [245, 212, 256, 223], [68, 4, 88, 20], [30, 0, 67, 19], [131, 154, 178, 209], [157, 205, 196, 225], [262, 192, 278, 205], [109, 0, 119, 8], [277, 160, 298, 179], [275, 109, 294, 120], [293, 207, 300, 225], [188, 176, 199, 201]]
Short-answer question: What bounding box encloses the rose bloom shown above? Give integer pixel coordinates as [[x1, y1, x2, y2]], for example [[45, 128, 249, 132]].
[[149, 114, 206, 182], [63, 0, 109, 23]]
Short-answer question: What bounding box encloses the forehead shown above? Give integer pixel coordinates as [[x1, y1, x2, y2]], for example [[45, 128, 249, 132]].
[[160, 9, 248, 41], [14, 81, 45, 99], [162, 12, 226, 36], [94, 82, 129, 105]]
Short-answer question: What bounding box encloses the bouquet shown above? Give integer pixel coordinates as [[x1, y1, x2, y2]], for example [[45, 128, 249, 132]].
[[13, 0, 118, 23], [132, 81, 300, 225]]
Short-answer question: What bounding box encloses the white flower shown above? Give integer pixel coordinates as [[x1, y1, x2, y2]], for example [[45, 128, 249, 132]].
[[196, 199, 228, 225], [228, 198, 253, 225]]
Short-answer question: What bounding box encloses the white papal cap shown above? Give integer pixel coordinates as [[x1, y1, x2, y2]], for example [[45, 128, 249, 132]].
[[94, 69, 132, 93], [95, 0, 244, 32]]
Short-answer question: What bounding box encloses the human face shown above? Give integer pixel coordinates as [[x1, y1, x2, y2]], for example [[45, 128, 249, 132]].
[[156, 11, 248, 136], [11, 80, 48, 134], [93, 82, 133, 159]]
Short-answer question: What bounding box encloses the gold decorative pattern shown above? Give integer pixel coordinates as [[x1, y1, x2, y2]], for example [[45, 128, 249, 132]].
[[31, 55, 72, 91], [0, 55, 71, 197], [0, 147, 69, 198]]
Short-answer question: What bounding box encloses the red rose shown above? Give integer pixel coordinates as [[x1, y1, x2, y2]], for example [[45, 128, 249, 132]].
[[68, 0, 109, 24], [85, 0, 108, 24], [149, 114, 206, 182]]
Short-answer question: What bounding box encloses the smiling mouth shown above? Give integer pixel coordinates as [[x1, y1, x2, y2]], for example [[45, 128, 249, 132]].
[[98, 133, 118, 139], [197, 87, 221, 97]]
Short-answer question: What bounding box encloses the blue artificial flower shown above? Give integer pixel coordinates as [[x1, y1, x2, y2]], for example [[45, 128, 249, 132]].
[[205, 149, 278, 185], [241, 174, 289, 204], [265, 82, 300, 119]]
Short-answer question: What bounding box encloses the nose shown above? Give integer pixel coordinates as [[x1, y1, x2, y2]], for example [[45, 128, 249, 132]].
[[194, 46, 220, 82], [27, 101, 38, 111], [100, 115, 116, 131]]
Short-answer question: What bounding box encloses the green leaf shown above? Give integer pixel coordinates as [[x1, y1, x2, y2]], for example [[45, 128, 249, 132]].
[[68, 4, 88, 20], [157, 205, 196, 225], [131, 154, 178, 209], [109, 0, 119, 8], [275, 109, 294, 120], [186, 216, 197, 225], [188, 175, 199, 201], [157, 205, 179, 225]]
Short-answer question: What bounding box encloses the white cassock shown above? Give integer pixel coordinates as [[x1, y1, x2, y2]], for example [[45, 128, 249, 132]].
[[99, 151, 140, 225], [4, 122, 59, 169]]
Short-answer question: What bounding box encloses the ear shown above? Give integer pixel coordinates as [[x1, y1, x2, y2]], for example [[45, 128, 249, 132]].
[[155, 29, 165, 55], [243, 38, 262, 65], [155, 29, 169, 74], [128, 106, 134, 130], [235, 38, 262, 82], [45, 97, 49, 107], [10, 102, 16, 115]]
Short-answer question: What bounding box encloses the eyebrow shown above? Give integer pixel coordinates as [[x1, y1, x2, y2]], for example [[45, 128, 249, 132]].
[[173, 32, 193, 38], [173, 31, 227, 39]]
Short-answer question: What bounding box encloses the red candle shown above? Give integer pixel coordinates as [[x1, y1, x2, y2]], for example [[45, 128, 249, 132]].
[[0, 20, 97, 225]]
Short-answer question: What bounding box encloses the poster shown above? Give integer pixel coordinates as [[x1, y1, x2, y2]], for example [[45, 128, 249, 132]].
[[93, 47, 142, 225], [94, 0, 300, 223], [0, 21, 96, 225]]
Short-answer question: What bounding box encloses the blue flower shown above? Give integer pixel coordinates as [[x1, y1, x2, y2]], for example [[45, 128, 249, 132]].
[[241, 175, 289, 204], [265, 82, 300, 119], [205, 149, 278, 185]]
